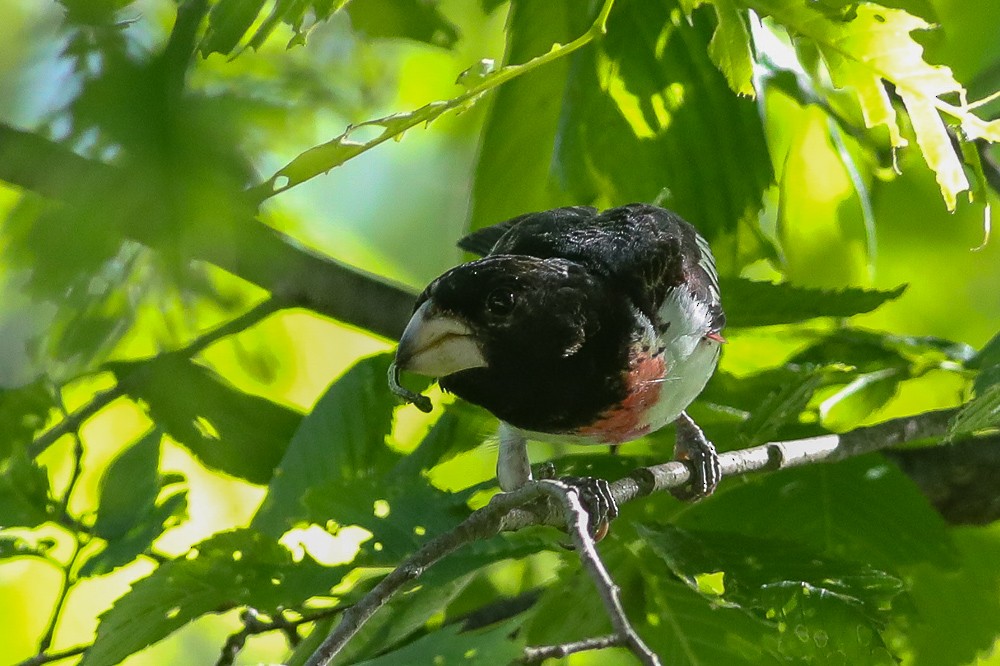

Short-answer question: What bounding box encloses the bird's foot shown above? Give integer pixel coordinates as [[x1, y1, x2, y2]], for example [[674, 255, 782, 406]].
[[533, 463, 617, 540], [670, 412, 721, 501]]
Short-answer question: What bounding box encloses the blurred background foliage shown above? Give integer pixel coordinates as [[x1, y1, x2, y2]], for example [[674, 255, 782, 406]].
[[0, 0, 998, 664]]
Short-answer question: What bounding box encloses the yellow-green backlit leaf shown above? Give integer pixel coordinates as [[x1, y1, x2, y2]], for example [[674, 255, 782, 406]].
[[707, 0, 756, 97], [900, 89, 969, 210], [747, 0, 987, 210]]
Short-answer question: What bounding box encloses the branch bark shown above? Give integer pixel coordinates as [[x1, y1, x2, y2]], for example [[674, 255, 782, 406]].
[[304, 407, 959, 665]]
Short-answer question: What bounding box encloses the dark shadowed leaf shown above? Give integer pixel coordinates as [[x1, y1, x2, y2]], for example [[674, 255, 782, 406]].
[[0, 533, 56, 561], [638, 523, 904, 662], [81, 489, 187, 578], [82, 529, 349, 666], [347, 0, 459, 48], [0, 451, 53, 529], [352, 619, 525, 666], [252, 354, 398, 537], [905, 526, 1000, 666], [0, 380, 53, 461], [201, 0, 268, 56], [92, 431, 162, 541], [721, 280, 906, 327], [112, 355, 302, 485], [675, 455, 956, 570]]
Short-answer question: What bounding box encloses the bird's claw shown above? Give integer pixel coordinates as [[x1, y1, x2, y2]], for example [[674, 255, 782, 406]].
[[670, 413, 721, 501], [557, 475, 619, 540]]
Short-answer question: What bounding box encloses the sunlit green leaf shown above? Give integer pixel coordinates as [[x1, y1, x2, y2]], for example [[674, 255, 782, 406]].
[[684, 0, 756, 97], [82, 529, 349, 666], [112, 355, 302, 485], [746, 0, 987, 209]]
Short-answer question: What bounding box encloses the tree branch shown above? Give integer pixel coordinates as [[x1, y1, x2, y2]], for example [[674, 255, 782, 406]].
[[304, 408, 959, 665], [0, 122, 417, 341], [522, 634, 626, 664]]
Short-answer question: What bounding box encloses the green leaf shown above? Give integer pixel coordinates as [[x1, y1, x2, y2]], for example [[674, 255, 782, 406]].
[[92, 431, 162, 541], [201, 0, 268, 56], [776, 106, 872, 287], [555, 0, 772, 245], [694, 0, 756, 97], [247, 0, 351, 51], [746, 0, 989, 209], [740, 368, 836, 446], [347, 0, 459, 49], [949, 384, 1000, 437], [331, 533, 549, 665], [83, 430, 189, 577], [468, 0, 576, 232], [252, 354, 398, 537], [353, 619, 525, 666], [819, 368, 903, 430], [0, 450, 53, 529], [0, 380, 53, 461], [636, 524, 904, 616], [639, 525, 904, 644], [80, 489, 187, 577], [303, 476, 471, 564], [82, 528, 349, 666], [676, 455, 956, 569], [0, 533, 55, 560], [392, 401, 495, 477], [112, 355, 302, 485], [905, 527, 1000, 666]]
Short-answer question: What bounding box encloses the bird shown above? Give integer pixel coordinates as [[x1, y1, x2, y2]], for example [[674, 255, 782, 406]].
[[390, 203, 724, 528]]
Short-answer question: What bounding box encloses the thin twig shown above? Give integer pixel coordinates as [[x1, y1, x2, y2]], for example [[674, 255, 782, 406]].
[[28, 298, 282, 460], [28, 386, 125, 459], [35, 394, 88, 659], [534, 480, 659, 666], [216, 606, 343, 666], [303, 407, 958, 665], [522, 634, 626, 664], [14, 644, 88, 666]]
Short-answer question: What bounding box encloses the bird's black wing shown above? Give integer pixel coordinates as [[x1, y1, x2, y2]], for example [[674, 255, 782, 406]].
[[477, 203, 723, 332], [457, 206, 598, 257]]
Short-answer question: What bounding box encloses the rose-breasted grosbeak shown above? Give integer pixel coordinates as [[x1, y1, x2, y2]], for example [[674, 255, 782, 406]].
[[391, 203, 724, 520]]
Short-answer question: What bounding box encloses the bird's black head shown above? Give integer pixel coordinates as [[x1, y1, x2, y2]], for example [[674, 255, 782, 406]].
[[395, 254, 633, 432]]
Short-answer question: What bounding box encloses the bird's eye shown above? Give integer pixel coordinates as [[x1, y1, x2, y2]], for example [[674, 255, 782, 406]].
[[485, 289, 516, 317]]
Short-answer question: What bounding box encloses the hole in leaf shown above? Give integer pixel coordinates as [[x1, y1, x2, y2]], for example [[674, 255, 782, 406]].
[[166, 607, 181, 620], [373, 500, 390, 518]]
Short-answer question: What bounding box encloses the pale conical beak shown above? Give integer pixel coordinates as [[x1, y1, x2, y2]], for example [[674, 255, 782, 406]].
[[395, 300, 487, 377]]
